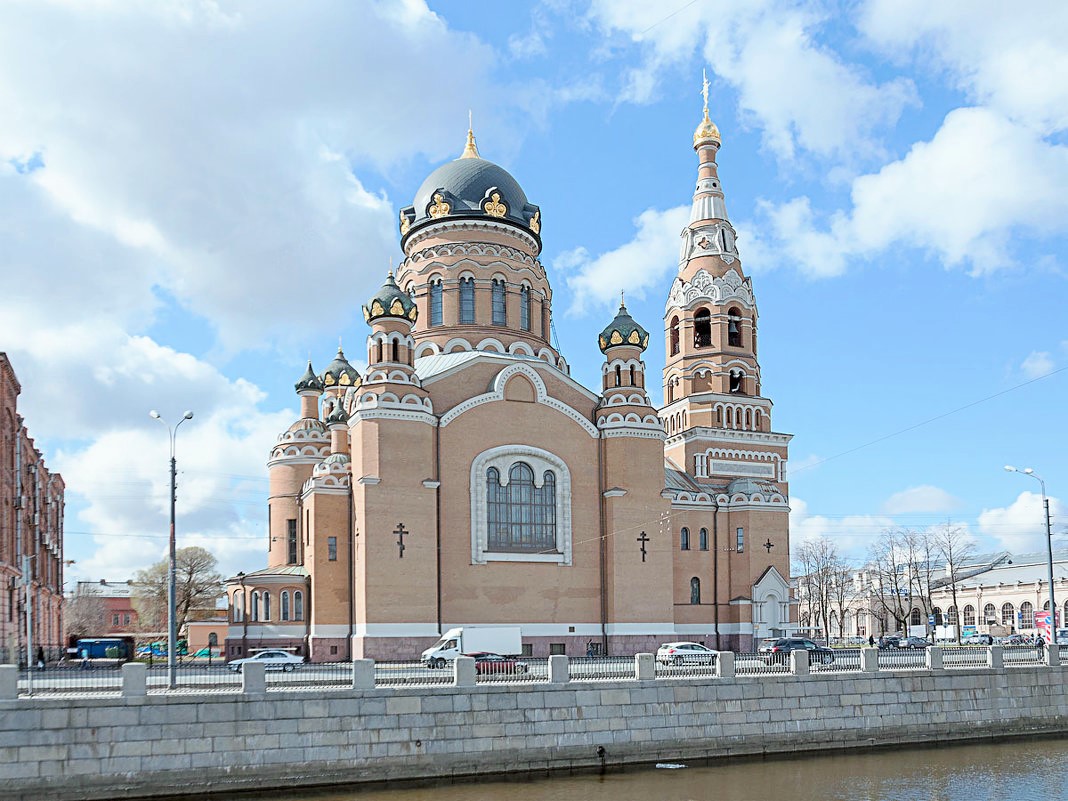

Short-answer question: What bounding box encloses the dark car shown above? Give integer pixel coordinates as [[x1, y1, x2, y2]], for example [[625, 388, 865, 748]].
[[757, 637, 834, 665], [877, 636, 902, 649], [899, 637, 930, 649], [465, 652, 529, 674]]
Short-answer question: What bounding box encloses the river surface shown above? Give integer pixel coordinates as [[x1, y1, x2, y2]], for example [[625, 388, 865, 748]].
[[224, 737, 1068, 801]]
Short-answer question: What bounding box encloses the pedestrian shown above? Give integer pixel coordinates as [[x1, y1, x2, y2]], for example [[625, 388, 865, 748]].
[[1036, 634, 1046, 658], [868, 635, 874, 647], [586, 639, 594, 658], [36, 646, 45, 670]]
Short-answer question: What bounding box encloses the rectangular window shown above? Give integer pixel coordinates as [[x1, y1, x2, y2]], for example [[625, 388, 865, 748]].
[[330, 645, 338, 655], [521, 643, 533, 657], [460, 278, 475, 323], [492, 281, 506, 325], [430, 281, 442, 326], [736, 527, 744, 553], [328, 536, 338, 561], [123, 613, 131, 626], [549, 642, 566, 656], [520, 287, 530, 330], [287, 519, 297, 565], [112, 614, 119, 626]]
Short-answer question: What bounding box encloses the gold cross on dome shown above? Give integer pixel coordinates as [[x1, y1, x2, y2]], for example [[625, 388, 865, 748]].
[[702, 69, 710, 114]]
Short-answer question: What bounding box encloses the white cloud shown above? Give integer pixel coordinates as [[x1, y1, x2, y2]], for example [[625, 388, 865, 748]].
[[789, 497, 896, 562], [1021, 351, 1055, 379], [0, 0, 502, 351], [860, 0, 1068, 135], [559, 205, 689, 314], [978, 491, 1064, 554], [754, 107, 1068, 275], [589, 0, 915, 160], [882, 485, 961, 515]]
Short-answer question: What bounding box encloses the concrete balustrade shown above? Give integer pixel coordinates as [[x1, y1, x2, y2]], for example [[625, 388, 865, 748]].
[[352, 659, 375, 690], [241, 661, 266, 694], [121, 662, 147, 697], [0, 665, 15, 700], [715, 650, 734, 678], [987, 646, 1003, 669], [861, 647, 878, 673], [926, 646, 944, 670], [790, 648, 809, 676], [548, 654, 569, 683], [453, 655, 475, 687]]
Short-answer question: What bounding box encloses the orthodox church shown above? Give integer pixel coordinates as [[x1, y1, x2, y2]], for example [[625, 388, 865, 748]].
[[225, 96, 795, 661]]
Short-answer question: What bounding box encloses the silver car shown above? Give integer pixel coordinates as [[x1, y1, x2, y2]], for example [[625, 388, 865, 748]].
[[656, 641, 717, 666], [227, 649, 304, 672]]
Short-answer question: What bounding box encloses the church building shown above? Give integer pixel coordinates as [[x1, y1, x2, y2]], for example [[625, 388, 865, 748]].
[[225, 97, 795, 661]]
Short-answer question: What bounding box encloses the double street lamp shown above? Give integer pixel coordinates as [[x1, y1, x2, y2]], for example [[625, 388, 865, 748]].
[[150, 410, 194, 689], [1004, 465, 1057, 646]]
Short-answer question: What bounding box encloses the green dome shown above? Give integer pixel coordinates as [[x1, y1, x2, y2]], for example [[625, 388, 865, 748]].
[[598, 302, 650, 353], [320, 346, 362, 389], [295, 360, 324, 393], [362, 272, 417, 325]]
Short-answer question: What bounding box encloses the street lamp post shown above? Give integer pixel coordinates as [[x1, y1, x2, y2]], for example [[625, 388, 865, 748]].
[[237, 571, 248, 658], [150, 410, 194, 689], [1004, 465, 1057, 646]]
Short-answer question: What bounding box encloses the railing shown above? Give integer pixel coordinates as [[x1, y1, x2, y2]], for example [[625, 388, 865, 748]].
[[735, 652, 790, 676], [876, 648, 927, 671], [9, 644, 1064, 698]]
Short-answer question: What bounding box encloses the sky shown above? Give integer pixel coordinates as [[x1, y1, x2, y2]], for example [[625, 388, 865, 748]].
[[1, 0, 1065, 586]]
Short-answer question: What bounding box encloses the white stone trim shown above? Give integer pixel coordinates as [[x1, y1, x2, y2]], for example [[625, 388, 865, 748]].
[[310, 624, 356, 638], [470, 445, 572, 566], [352, 623, 443, 638], [604, 622, 678, 635], [358, 476, 381, 485], [422, 479, 441, 489], [441, 362, 599, 438], [239, 624, 305, 638]]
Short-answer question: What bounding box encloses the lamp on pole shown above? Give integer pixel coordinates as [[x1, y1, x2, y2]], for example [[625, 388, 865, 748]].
[[150, 409, 194, 689], [1004, 465, 1057, 645]]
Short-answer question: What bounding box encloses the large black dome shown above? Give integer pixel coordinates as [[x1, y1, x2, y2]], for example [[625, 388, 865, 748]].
[[399, 152, 541, 246]]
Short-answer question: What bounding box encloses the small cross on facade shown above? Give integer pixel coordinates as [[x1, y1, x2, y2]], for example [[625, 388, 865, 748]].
[[636, 531, 649, 563], [763, 538, 774, 553], [395, 523, 408, 558]]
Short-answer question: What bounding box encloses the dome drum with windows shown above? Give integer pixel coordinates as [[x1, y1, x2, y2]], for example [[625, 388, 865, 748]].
[[598, 302, 650, 353], [363, 272, 417, 325]]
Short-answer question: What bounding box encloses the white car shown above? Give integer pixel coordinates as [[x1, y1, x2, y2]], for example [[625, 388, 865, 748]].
[[227, 650, 304, 672], [656, 641, 717, 666]]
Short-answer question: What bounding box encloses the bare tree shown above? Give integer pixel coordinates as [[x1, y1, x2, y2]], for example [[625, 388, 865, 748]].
[[932, 525, 976, 644], [867, 529, 914, 635], [132, 547, 223, 636], [64, 589, 107, 639], [794, 537, 841, 643], [903, 529, 938, 633], [827, 563, 858, 642]]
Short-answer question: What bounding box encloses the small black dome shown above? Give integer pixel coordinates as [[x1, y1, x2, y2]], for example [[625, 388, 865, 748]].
[[295, 360, 324, 393], [363, 272, 417, 325], [320, 346, 361, 389], [598, 302, 650, 353]]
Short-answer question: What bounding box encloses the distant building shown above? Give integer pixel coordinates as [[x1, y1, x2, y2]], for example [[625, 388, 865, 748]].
[[71, 580, 140, 635], [0, 353, 66, 662], [225, 99, 795, 661]]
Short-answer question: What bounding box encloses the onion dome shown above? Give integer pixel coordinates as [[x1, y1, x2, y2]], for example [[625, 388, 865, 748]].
[[362, 271, 417, 324], [325, 406, 349, 426], [598, 301, 650, 353], [322, 452, 350, 466], [295, 360, 324, 393], [320, 346, 362, 389], [398, 127, 542, 247], [286, 417, 326, 435]]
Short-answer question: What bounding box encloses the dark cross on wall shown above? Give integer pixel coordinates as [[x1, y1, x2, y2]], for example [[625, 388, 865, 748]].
[[395, 523, 408, 558], [763, 538, 774, 553], [636, 531, 649, 563]]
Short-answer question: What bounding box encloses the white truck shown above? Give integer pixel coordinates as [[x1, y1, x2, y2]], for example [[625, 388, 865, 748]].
[[421, 626, 523, 668]]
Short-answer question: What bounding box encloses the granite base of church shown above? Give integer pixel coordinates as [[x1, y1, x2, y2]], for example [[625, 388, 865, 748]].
[[3, 665, 1065, 801]]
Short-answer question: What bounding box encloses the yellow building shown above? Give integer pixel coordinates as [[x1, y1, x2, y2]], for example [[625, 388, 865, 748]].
[[225, 104, 794, 661]]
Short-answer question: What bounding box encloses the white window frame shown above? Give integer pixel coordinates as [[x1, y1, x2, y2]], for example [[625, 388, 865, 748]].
[[470, 445, 572, 565]]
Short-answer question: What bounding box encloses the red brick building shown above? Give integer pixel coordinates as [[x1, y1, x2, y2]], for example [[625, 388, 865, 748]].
[[1, 353, 66, 663]]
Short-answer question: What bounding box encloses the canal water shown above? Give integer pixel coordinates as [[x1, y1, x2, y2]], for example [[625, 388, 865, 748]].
[[228, 737, 1068, 801]]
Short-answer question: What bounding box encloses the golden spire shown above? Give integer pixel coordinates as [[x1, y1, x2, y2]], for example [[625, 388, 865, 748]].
[[694, 68, 721, 147], [461, 109, 480, 159]]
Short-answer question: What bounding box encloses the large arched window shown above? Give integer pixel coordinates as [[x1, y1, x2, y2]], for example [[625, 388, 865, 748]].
[[983, 603, 997, 625], [486, 462, 557, 554], [459, 277, 475, 324], [694, 308, 711, 347], [520, 286, 531, 330], [1021, 601, 1034, 628], [492, 279, 507, 326], [262, 591, 271, 622], [963, 605, 975, 626], [690, 577, 701, 605], [669, 316, 680, 356], [728, 308, 742, 347], [946, 605, 958, 625], [251, 591, 260, 622], [932, 607, 943, 626], [911, 608, 922, 627], [233, 592, 244, 623], [429, 279, 443, 326], [1001, 602, 1015, 627], [294, 591, 304, 621], [699, 528, 708, 551], [208, 632, 218, 647], [680, 527, 690, 551], [281, 591, 291, 622]]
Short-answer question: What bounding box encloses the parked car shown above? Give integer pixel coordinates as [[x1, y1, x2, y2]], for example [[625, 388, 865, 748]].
[[227, 650, 304, 672], [877, 636, 902, 649], [465, 652, 529, 674], [656, 642, 717, 666], [963, 634, 994, 646], [758, 637, 835, 665], [999, 634, 1028, 646], [899, 637, 930, 649]]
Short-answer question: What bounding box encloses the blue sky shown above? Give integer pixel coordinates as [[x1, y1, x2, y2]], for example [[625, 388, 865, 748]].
[[1, 0, 1065, 583]]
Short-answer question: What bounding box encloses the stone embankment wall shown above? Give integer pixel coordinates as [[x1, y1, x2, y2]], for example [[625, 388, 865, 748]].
[[1, 657, 1066, 801]]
